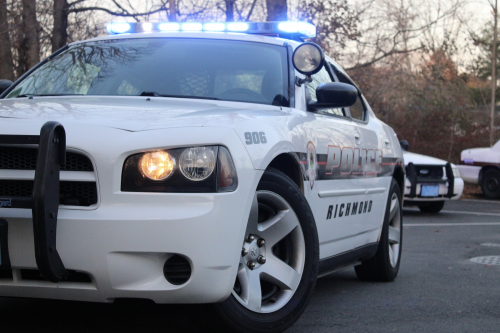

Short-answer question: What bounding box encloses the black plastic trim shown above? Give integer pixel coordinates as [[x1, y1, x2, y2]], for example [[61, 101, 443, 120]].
[[0, 121, 67, 282], [318, 243, 379, 277], [407, 162, 418, 198], [0, 219, 11, 269], [284, 42, 295, 108], [445, 162, 455, 198]]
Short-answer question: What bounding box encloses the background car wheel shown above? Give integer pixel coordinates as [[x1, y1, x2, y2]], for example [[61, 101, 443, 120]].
[[355, 178, 403, 282], [481, 169, 500, 199], [418, 201, 445, 213], [201, 168, 319, 333]]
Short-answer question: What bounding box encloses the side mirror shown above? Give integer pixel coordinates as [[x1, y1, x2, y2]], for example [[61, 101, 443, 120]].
[[308, 82, 358, 111], [0, 79, 13, 95], [400, 140, 409, 151]]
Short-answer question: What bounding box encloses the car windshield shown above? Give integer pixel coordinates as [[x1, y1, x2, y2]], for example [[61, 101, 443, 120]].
[[6, 38, 290, 106]]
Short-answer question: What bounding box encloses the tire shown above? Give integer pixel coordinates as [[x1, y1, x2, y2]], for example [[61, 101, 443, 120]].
[[355, 178, 402, 282], [481, 169, 500, 199], [200, 168, 319, 333], [418, 201, 445, 213]]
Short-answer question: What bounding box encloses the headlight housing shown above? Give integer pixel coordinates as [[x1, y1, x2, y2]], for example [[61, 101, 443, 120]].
[[121, 146, 238, 193], [452, 167, 460, 178]]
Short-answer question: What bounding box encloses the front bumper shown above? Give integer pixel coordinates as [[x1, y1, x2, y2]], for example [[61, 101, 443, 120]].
[[0, 191, 260, 303], [0, 122, 260, 303], [404, 177, 464, 202]]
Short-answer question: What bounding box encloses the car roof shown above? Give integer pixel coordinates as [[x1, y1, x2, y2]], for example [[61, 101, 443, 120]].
[[71, 31, 297, 47]]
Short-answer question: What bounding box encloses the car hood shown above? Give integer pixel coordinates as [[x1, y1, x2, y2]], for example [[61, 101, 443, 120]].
[[403, 151, 453, 166], [0, 96, 284, 132]]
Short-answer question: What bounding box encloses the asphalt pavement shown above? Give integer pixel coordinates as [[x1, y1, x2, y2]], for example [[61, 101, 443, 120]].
[[1, 199, 499, 332]]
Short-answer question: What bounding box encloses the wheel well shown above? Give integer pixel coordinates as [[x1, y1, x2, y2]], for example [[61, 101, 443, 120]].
[[479, 166, 500, 184], [393, 165, 405, 194], [266, 153, 304, 192]]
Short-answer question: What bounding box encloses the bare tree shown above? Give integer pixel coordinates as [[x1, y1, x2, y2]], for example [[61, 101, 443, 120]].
[[19, 0, 40, 74], [224, 0, 235, 21], [489, 0, 497, 146], [0, 0, 14, 80], [168, 0, 176, 21], [52, 0, 69, 52], [266, 0, 286, 21], [50, 1, 169, 52]]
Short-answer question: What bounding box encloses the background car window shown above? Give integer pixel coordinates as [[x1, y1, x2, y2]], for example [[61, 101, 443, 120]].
[[306, 66, 344, 117]]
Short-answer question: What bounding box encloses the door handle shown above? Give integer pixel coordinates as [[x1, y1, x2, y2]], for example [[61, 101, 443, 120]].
[[354, 134, 361, 145], [384, 139, 390, 149]]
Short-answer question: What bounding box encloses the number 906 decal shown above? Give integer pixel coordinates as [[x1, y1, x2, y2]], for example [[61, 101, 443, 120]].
[[245, 132, 267, 145]]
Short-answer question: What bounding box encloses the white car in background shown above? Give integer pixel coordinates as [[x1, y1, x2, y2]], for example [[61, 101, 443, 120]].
[[400, 141, 463, 213], [459, 140, 500, 199]]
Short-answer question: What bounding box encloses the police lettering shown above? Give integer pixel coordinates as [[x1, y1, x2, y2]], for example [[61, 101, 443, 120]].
[[326, 146, 382, 176]]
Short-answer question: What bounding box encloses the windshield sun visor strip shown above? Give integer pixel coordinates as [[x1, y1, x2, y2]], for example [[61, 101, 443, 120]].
[[0, 121, 67, 282]]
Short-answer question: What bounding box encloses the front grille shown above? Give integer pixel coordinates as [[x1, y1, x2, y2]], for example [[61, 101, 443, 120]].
[[411, 165, 444, 179], [0, 180, 98, 206], [0, 146, 93, 171], [20, 269, 92, 283]]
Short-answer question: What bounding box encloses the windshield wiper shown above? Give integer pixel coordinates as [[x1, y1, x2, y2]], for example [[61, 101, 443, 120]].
[[139, 91, 219, 100], [16, 93, 85, 98]]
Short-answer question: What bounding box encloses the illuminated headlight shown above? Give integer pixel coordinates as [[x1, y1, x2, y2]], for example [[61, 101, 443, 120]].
[[140, 151, 175, 180], [452, 167, 460, 178], [122, 146, 238, 193]]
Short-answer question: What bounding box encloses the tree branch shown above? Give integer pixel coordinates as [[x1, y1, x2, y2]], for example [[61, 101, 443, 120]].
[[246, 0, 258, 21], [346, 46, 424, 70], [69, 6, 165, 17], [68, 0, 87, 7]]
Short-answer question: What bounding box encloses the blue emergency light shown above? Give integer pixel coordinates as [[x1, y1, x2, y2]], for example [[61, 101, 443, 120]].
[[106, 21, 316, 39]]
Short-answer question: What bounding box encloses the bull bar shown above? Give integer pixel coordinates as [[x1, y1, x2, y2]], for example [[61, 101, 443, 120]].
[[0, 121, 67, 282], [406, 162, 455, 199]]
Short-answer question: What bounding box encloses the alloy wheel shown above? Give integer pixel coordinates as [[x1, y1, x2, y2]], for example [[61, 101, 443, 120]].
[[388, 192, 401, 267], [232, 191, 305, 313]]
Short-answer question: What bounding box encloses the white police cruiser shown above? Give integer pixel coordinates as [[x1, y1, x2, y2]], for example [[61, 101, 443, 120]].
[[459, 140, 500, 199], [400, 141, 463, 213], [0, 21, 405, 332]]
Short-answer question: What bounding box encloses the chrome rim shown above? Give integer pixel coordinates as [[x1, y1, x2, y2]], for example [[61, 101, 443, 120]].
[[232, 191, 305, 313], [388, 192, 401, 267]]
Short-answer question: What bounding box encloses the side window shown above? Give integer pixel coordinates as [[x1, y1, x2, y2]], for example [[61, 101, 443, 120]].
[[349, 95, 366, 121], [305, 66, 345, 117], [334, 69, 366, 121]]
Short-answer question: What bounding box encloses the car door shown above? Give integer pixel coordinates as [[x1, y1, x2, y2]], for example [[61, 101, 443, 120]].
[[330, 64, 393, 247], [300, 64, 369, 259]]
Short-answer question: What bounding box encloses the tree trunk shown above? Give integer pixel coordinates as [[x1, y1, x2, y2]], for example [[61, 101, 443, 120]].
[[491, 0, 498, 146], [168, 0, 176, 21], [0, 0, 14, 80], [266, 0, 287, 21], [19, 0, 40, 75], [52, 0, 69, 53], [225, 0, 235, 21]]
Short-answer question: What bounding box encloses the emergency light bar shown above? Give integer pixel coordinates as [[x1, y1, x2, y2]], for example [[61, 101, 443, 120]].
[[106, 21, 316, 39]]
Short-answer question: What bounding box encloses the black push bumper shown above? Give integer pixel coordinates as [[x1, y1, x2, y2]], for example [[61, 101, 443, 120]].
[[407, 162, 455, 199], [0, 121, 67, 282]]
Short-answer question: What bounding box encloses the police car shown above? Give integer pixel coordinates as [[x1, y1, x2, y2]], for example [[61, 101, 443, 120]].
[[459, 140, 500, 199], [0, 22, 405, 332], [401, 141, 463, 213]]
